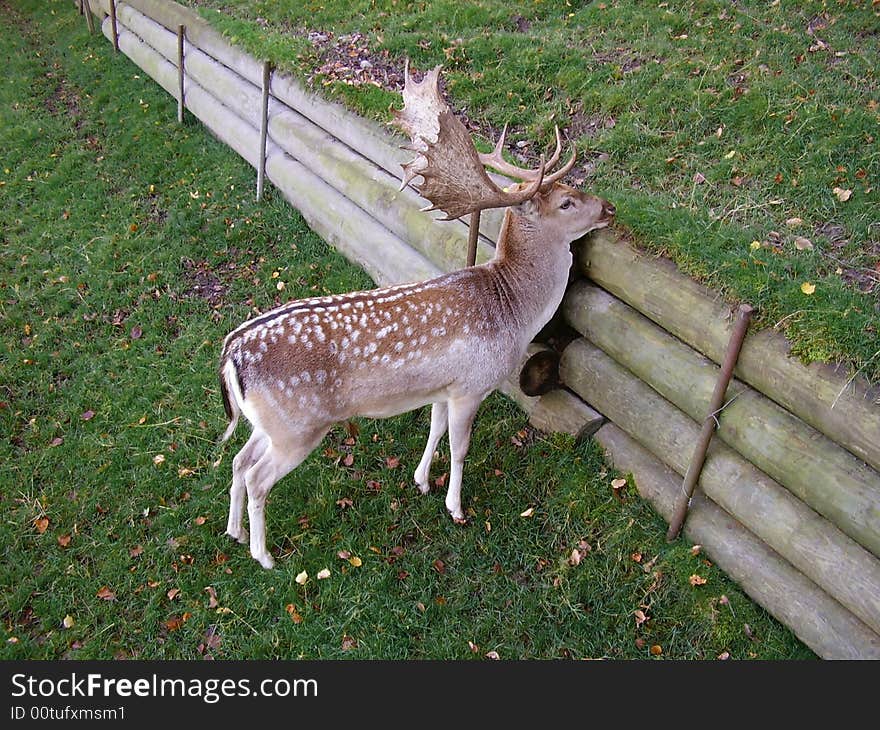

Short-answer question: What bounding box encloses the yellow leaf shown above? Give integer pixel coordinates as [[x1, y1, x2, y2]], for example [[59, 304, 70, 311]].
[[62, 614, 75, 629], [650, 644, 663, 656], [295, 570, 308, 585], [833, 187, 852, 202], [519, 507, 535, 518], [724, 149, 736, 159], [689, 574, 708, 586], [750, 240, 761, 251], [348, 556, 362, 567], [800, 282, 816, 295]]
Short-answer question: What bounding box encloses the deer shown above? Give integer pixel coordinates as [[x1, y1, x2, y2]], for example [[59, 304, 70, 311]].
[[218, 64, 615, 568]]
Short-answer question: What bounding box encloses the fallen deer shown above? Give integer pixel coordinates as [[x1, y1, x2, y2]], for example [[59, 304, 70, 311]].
[[219, 65, 615, 568]]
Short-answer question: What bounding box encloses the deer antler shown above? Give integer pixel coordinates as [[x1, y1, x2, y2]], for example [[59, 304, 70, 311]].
[[393, 63, 547, 221], [479, 124, 577, 189]]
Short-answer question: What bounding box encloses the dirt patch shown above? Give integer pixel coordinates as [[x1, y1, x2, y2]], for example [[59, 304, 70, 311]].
[[180, 258, 228, 306]]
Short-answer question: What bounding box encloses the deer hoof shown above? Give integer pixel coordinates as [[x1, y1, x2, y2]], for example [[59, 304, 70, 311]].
[[254, 552, 275, 570], [415, 477, 431, 495], [226, 528, 249, 545]]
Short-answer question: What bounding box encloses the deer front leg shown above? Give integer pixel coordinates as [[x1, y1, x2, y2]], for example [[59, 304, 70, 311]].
[[414, 401, 449, 494], [444, 394, 486, 522], [226, 430, 269, 544]]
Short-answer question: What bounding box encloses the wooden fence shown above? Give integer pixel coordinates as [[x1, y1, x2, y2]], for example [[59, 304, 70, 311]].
[[77, 0, 880, 658]]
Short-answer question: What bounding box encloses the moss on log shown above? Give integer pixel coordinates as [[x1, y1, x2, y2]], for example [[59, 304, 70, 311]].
[[577, 230, 880, 474], [564, 281, 880, 559], [560, 338, 880, 636], [594, 423, 880, 659]]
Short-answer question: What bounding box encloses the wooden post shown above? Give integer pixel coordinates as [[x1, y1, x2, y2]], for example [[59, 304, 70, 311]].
[[177, 25, 185, 124], [466, 210, 480, 267], [83, 0, 95, 34], [257, 61, 272, 202], [109, 0, 119, 52], [666, 304, 754, 541]]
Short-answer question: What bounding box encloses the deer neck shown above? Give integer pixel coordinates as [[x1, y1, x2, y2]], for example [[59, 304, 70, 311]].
[[485, 209, 572, 341]]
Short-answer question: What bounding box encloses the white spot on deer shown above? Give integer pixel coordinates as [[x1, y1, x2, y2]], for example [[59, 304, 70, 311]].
[[314, 326, 326, 342], [463, 323, 470, 334], [419, 335, 428, 346], [341, 337, 350, 349], [260, 329, 267, 340], [315, 370, 327, 385], [333, 378, 343, 388], [431, 327, 446, 338], [353, 346, 361, 357], [351, 330, 361, 342], [292, 321, 303, 336], [405, 326, 413, 337], [300, 371, 312, 384], [259, 341, 268, 353], [277, 379, 286, 391], [338, 352, 347, 365], [394, 341, 404, 352], [289, 375, 300, 388]]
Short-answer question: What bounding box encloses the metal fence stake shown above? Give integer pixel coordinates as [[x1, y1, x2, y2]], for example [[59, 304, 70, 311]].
[[177, 25, 185, 124], [256, 61, 272, 202]]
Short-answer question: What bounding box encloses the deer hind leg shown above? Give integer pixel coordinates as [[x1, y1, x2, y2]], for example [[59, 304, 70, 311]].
[[244, 427, 328, 569], [414, 401, 449, 494], [444, 393, 486, 522], [226, 430, 269, 544]]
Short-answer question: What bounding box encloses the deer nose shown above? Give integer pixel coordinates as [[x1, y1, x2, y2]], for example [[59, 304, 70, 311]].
[[602, 201, 616, 217]]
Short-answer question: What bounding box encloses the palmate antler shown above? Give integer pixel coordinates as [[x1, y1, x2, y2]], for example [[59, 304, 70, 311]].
[[393, 63, 575, 222]]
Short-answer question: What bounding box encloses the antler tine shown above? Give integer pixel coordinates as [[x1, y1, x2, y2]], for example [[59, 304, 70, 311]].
[[478, 125, 565, 183], [539, 143, 577, 187]]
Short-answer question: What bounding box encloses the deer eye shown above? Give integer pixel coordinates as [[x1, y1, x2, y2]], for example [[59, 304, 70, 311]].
[[559, 199, 573, 210]]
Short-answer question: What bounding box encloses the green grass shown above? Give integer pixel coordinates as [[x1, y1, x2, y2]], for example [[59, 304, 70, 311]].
[[0, 0, 814, 659], [184, 0, 880, 382]]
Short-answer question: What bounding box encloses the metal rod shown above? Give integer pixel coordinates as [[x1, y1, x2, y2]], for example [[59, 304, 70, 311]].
[[256, 61, 272, 202], [666, 303, 754, 542], [109, 0, 119, 52], [466, 210, 480, 267], [83, 0, 95, 34], [177, 25, 185, 124]]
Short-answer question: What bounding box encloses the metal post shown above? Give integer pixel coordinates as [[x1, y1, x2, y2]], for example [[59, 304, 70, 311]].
[[177, 25, 185, 124], [83, 0, 95, 34], [666, 304, 754, 541], [466, 210, 480, 267], [256, 61, 272, 202], [109, 0, 119, 53]]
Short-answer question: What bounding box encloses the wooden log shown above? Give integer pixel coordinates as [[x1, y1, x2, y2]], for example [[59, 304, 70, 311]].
[[594, 423, 880, 659], [559, 338, 880, 636], [564, 282, 880, 558], [576, 229, 880, 474]]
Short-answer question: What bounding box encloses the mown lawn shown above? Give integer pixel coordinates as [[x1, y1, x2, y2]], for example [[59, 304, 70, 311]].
[[0, 0, 813, 659], [187, 0, 880, 383]]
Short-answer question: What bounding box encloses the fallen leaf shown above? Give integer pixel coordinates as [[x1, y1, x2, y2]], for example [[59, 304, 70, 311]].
[[717, 651, 730, 660], [693, 172, 706, 184], [164, 616, 183, 632], [348, 556, 362, 567], [520, 507, 535, 518], [785, 217, 803, 227], [203, 625, 221, 651], [129, 544, 144, 558], [193, 516, 207, 526], [385, 456, 400, 469], [568, 548, 582, 566], [337, 550, 351, 560], [650, 644, 662, 656], [433, 559, 446, 574], [152, 454, 165, 465], [634, 609, 648, 627], [167, 588, 181, 601], [723, 150, 736, 159], [62, 614, 75, 629], [80, 409, 95, 421], [177, 466, 195, 477], [484, 650, 500, 660], [635, 638, 646, 649], [342, 453, 354, 467], [96, 586, 116, 601], [689, 574, 708, 586], [285, 603, 303, 624], [800, 281, 816, 295], [34, 517, 49, 534], [49, 437, 64, 447], [295, 570, 309, 585], [130, 325, 143, 340], [204, 586, 219, 609], [744, 623, 757, 641], [57, 533, 71, 548], [341, 634, 357, 651], [631, 552, 642, 563], [690, 545, 702, 556], [611, 478, 627, 489], [833, 187, 852, 202], [317, 568, 331, 580], [336, 497, 353, 509], [750, 240, 762, 251], [794, 236, 813, 251]]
